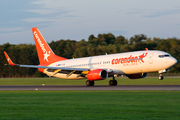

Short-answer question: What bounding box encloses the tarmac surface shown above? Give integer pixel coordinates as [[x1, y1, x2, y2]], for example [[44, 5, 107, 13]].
[[0, 85, 180, 90]]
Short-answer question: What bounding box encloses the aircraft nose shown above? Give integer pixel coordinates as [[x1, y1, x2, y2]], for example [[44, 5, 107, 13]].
[[170, 57, 177, 66]]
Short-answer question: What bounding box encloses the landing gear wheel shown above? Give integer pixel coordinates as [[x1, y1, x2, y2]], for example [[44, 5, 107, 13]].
[[109, 80, 117, 86], [159, 75, 164, 80], [159, 74, 164, 80], [109, 80, 114, 86], [113, 80, 117, 86], [86, 80, 94, 86]]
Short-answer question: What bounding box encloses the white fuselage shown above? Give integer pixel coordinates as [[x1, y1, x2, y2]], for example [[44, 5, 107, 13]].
[[43, 50, 177, 79]]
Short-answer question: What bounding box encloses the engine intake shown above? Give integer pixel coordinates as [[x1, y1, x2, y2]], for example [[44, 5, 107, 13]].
[[126, 73, 148, 79], [87, 69, 108, 81]]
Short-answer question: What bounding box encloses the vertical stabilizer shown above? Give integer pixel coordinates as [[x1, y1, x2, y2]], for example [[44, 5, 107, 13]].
[[32, 27, 67, 65]]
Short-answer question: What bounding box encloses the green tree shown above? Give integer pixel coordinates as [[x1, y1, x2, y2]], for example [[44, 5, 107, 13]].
[[115, 35, 128, 45], [130, 34, 147, 44]]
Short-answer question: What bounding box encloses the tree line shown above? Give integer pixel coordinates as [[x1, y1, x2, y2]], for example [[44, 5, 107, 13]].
[[0, 33, 180, 78]]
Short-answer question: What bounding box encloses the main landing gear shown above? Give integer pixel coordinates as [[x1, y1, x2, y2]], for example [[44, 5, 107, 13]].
[[109, 76, 118, 86], [86, 76, 118, 86], [86, 80, 94, 86]]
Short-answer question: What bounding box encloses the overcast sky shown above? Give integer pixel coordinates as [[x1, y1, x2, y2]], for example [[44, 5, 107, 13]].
[[0, 0, 180, 44]]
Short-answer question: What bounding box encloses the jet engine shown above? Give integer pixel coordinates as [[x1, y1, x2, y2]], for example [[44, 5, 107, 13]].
[[126, 73, 148, 79], [87, 69, 108, 81]]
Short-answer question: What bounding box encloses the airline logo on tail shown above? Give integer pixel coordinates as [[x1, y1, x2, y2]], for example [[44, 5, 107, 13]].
[[33, 31, 51, 62]]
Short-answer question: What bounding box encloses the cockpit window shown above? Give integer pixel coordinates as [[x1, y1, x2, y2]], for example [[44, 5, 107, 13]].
[[164, 54, 170, 57], [159, 54, 170, 58], [159, 55, 163, 58]]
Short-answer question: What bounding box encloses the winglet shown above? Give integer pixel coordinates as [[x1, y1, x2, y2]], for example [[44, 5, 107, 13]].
[[4, 51, 17, 66], [145, 48, 148, 51]]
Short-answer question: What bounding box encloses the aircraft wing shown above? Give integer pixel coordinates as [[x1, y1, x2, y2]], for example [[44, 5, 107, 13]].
[[4, 51, 90, 72], [9, 64, 90, 71]]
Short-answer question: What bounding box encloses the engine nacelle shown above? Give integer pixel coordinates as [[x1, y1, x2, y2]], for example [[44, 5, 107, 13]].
[[87, 69, 108, 81], [126, 73, 148, 79]]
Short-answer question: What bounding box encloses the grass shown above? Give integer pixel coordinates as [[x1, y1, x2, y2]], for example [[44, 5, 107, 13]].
[[0, 91, 180, 120], [0, 78, 180, 119], [0, 77, 180, 85]]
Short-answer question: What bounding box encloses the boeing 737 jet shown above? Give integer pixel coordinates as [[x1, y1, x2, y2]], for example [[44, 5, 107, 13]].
[[4, 27, 177, 86]]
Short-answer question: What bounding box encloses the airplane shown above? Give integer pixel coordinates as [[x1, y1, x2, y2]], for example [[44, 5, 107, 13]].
[[4, 27, 177, 86]]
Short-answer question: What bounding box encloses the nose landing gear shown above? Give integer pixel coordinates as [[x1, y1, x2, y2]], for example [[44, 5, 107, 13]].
[[158, 69, 169, 80], [159, 74, 164, 80]]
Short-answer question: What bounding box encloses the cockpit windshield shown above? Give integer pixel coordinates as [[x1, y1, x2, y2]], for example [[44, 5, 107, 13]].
[[159, 54, 170, 58]]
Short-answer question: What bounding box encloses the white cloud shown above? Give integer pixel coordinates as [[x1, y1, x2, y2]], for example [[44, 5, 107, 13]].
[[0, 27, 24, 33], [144, 8, 180, 18], [25, 9, 58, 15], [23, 0, 73, 24], [1, 0, 180, 45], [30, 0, 77, 9], [22, 18, 55, 23], [28, 0, 71, 14]]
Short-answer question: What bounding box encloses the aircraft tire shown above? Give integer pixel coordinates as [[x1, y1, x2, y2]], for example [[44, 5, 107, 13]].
[[159, 75, 164, 80], [109, 80, 117, 86], [109, 80, 114, 86], [90, 81, 94, 86], [113, 80, 117, 86], [86, 80, 94, 86]]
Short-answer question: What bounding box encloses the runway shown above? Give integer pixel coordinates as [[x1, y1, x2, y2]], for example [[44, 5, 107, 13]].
[[0, 85, 180, 90]]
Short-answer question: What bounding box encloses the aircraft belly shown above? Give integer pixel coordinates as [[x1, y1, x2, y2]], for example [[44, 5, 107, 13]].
[[55, 73, 85, 79], [44, 71, 85, 79]]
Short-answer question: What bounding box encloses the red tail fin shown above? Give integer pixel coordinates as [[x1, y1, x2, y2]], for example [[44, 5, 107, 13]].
[[32, 27, 67, 65]]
